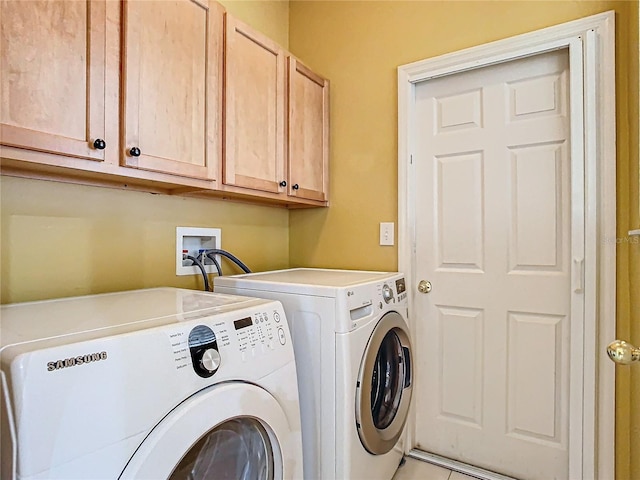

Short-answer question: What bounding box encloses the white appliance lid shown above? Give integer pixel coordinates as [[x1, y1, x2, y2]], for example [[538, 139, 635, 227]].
[[0, 287, 263, 350], [216, 268, 397, 288]]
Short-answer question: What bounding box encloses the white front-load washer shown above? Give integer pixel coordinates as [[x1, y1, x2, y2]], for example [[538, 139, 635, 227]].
[[0, 287, 303, 480], [215, 268, 413, 480]]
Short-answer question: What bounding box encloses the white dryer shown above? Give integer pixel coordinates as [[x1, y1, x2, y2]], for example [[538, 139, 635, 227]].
[[0, 288, 303, 480], [215, 269, 413, 480]]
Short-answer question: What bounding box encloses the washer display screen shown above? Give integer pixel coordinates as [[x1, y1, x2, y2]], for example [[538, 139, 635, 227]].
[[234, 317, 253, 330]]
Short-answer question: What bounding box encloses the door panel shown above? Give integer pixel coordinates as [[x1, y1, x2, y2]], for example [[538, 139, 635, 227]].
[[413, 50, 572, 479], [436, 152, 484, 271], [507, 312, 566, 445], [510, 143, 564, 271], [437, 306, 483, 427]]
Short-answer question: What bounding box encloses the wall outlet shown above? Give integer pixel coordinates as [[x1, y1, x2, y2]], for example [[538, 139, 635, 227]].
[[380, 222, 394, 246], [176, 227, 221, 276]]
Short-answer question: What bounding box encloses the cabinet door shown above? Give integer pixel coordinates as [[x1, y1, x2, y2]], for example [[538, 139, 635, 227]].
[[0, 0, 106, 161], [122, 0, 222, 180], [224, 14, 285, 194], [287, 57, 329, 203]]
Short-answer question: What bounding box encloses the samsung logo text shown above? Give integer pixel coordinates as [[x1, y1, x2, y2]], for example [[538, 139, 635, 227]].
[[47, 351, 108, 371]]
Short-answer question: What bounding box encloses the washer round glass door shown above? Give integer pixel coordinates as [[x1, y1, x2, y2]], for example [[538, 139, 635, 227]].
[[169, 417, 273, 480], [355, 311, 413, 455], [119, 383, 292, 480]]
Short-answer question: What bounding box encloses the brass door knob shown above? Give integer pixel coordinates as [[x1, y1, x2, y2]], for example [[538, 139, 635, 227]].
[[606, 340, 640, 365], [417, 280, 432, 294]]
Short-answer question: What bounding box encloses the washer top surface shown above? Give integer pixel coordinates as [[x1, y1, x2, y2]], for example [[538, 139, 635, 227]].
[[1, 287, 264, 350], [216, 268, 399, 290]]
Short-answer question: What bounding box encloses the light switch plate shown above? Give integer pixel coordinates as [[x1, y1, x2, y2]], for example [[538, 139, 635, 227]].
[[379, 222, 394, 246]]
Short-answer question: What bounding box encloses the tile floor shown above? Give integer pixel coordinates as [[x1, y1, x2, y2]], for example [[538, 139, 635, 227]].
[[392, 457, 479, 480]]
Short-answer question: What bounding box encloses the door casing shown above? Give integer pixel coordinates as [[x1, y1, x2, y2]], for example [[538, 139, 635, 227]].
[[397, 11, 616, 480]]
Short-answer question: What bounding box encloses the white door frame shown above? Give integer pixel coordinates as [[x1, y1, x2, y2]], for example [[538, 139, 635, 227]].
[[398, 12, 616, 480]]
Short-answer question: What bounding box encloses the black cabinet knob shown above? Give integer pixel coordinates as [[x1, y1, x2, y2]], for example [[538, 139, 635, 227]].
[[93, 138, 106, 150], [279, 180, 287, 187], [292, 184, 299, 190], [129, 147, 141, 157]]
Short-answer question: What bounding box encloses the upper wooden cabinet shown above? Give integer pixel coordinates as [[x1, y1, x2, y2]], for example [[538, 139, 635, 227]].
[[0, 0, 107, 161], [287, 57, 329, 203], [0, 1, 328, 207], [223, 14, 286, 194], [121, 0, 223, 181], [223, 16, 329, 205]]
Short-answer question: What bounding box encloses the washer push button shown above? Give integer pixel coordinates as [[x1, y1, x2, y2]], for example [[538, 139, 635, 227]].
[[277, 327, 286, 345]]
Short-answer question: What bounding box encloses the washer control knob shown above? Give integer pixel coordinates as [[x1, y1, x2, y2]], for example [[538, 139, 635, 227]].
[[382, 284, 394, 304], [200, 348, 221, 373]]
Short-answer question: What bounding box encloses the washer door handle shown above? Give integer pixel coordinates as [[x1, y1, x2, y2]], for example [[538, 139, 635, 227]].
[[402, 346, 412, 388]]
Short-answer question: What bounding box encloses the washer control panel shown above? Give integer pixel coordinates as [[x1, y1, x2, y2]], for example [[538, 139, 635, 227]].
[[169, 303, 290, 377], [234, 309, 286, 362], [375, 277, 407, 307]]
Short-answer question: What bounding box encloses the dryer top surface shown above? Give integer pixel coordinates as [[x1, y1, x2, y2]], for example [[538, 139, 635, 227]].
[[0, 287, 267, 350]]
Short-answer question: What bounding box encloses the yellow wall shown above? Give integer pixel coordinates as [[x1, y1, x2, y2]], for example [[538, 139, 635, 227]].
[[626, 3, 640, 478], [0, 177, 289, 302], [288, 1, 639, 478], [219, 0, 289, 48], [616, 3, 640, 479], [0, 0, 291, 304]]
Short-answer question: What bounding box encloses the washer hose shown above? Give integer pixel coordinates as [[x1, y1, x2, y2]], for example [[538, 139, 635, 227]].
[[203, 249, 251, 274]]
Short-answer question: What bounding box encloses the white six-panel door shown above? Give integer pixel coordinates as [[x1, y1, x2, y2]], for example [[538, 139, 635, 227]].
[[413, 49, 574, 479]]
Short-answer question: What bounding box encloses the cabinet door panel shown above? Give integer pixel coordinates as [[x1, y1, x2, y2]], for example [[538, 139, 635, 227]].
[[0, 0, 106, 161], [122, 0, 222, 180], [224, 15, 285, 194], [288, 58, 329, 202]]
